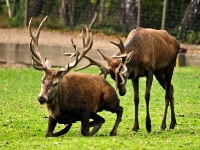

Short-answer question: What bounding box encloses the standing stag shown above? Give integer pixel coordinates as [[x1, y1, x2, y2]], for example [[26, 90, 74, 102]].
[[77, 27, 180, 132], [28, 16, 123, 137]]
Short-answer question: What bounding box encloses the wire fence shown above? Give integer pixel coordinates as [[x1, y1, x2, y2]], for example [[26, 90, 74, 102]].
[[1, 0, 200, 44]]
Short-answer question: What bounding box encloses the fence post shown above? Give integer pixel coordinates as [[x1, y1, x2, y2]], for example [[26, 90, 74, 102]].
[[161, 0, 168, 30], [137, 0, 141, 27], [25, 0, 29, 28]]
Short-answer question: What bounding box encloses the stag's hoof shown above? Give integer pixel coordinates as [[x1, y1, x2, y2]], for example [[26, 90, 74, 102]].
[[110, 131, 117, 136], [89, 124, 102, 136], [132, 124, 139, 132], [161, 124, 166, 131], [46, 133, 53, 137], [169, 120, 177, 129], [146, 123, 151, 133]]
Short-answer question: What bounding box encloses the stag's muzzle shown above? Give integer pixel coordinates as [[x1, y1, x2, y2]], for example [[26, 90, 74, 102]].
[[38, 96, 47, 104]]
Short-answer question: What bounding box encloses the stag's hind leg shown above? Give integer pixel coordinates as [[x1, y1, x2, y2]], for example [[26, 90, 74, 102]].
[[88, 113, 105, 136], [164, 68, 177, 130], [154, 68, 177, 130]]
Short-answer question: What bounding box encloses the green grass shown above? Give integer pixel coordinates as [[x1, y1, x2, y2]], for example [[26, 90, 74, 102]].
[[0, 66, 200, 149]]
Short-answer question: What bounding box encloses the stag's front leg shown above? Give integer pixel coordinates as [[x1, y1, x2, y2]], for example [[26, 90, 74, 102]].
[[89, 113, 105, 136], [46, 116, 72, 137], [110, 106, 123, 136], [132, 78, 140, 131], [145, 70, 153, 132], [80, 111, 90, 136], [169, 84, 177, 129], [46, 116, 57, 137], [52, 124, 72, 137]]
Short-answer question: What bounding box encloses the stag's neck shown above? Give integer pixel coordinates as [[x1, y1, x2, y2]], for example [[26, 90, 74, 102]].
[[46, 82, 67, 119], [46, 95, 61, 118], [125, 42, 146, 79]]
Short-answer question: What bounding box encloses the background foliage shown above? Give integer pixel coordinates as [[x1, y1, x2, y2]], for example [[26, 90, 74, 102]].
[[0, 0, 199, 43]]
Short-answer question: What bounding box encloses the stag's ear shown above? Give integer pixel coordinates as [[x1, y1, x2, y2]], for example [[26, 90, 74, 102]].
[[45, 58, 52, 68], [125, 51, 134, 64]]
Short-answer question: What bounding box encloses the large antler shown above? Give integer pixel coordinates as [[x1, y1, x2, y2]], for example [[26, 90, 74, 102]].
[[63, 27, 110, 79], [28, 16, 49, 70], [58, 26, 93, 73], [63, 48, 110, 79], [110, 37, 127, 62]]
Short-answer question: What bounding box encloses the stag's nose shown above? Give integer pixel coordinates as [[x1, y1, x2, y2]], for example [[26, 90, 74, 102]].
[[118, 85, 126, 96], [38, 96, 46, 104], [119, 91, 126, 96]]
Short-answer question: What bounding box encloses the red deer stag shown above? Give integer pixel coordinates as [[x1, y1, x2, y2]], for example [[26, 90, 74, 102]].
[[75, 27, 180, 132], [28, 16, 123, 137]]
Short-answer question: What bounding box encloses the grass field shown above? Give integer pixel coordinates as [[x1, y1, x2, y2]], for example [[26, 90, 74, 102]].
[[0, 66, 200, 150]]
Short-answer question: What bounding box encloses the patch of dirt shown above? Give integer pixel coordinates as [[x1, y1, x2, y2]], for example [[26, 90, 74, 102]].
[[0, 28, 200, 68]]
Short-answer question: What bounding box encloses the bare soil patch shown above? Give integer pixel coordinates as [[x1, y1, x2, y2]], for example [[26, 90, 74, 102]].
[[0, 28, 200, 68]]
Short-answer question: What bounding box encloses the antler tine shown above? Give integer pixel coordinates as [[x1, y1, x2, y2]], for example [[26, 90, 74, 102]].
[[82, 25, 91, 48], [68, 25, 93, 69], [63, 51, 110, 79], [28, 16, 48, 70], [58, 33, 84, 74], [110, 37, 127, 63], [70, 38, 79, 58], [75, 55, 110, 79], [64, 25, 93, 71], [79, 26, 93, 60], [110, 37, 126, 54], [61, 26, 111, 77]]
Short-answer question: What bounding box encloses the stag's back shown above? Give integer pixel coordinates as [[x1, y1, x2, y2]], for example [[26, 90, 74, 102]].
[[125, 27, 180, 70], [60, 72, 120, 113]]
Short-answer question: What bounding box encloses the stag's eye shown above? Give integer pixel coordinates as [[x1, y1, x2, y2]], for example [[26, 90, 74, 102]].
[[41, 79, 44, 83], [41, 76, 45, 83], [53, 82, 58, 87], [122, 73, 126, 77]]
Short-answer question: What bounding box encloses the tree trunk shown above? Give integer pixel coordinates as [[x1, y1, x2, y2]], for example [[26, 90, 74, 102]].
[[117, 0, 138, 31], [59, 0, 74, 26], [99, 0, 105, 23], [181, 0, 200, 30], [59, 0, 66, 24], [117, 0, 126, 32], [6, 0, 12, 17], [28, 0, 44, 18], [126, 0, 138, 29], [12, 0, 20, 17], [67, 0, 74, 26]]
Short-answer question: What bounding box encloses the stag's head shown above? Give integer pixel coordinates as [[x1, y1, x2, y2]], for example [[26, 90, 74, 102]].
[[74, 37, 133, 96], [28, 16, 93, 104], [95, 38, 133, 96]]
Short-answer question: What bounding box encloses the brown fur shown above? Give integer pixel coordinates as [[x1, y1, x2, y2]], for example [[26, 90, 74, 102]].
[[39, 71, 123, 137], [100, 27, 180, 132], [28, 16, 123, 137]]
